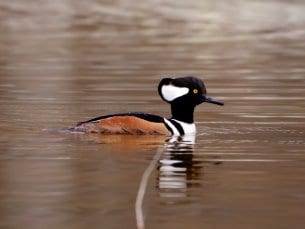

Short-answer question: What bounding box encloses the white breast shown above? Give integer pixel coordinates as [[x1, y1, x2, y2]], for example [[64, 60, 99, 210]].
[[164, 118, 196, 136], [172, 119, 196, 135]]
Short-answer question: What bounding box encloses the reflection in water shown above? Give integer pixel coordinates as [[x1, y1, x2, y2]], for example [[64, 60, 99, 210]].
[[65, 132, 167, 153], [137, 134, 221, 228], [63, 133, 202, 199], [158, 135, 198, 198], [135, 135, 199, 229]]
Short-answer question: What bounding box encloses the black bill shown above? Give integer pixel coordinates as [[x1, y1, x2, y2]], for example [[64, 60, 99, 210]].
[[202, 95, 224, 106]]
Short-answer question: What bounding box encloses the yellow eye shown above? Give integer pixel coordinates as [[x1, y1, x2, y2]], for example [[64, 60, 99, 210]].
[[193, 89, 198, 94]]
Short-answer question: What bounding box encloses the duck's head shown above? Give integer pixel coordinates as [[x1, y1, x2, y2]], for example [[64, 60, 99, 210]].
[[158, 76, 224, 107]]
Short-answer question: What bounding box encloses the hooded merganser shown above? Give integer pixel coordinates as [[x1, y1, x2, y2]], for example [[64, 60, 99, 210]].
[[71, 76, 224, 136]]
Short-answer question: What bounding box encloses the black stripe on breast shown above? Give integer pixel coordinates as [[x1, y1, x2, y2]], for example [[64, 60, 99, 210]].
[[163, 121, 174, 135], [169, 119, 185, 135], [77, 112, 164, 126]]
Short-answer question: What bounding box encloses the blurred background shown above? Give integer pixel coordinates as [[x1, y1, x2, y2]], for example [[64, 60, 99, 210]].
[[0, 0, 305, 229]]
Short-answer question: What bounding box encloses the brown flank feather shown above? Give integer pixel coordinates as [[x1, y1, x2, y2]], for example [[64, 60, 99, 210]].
[[77, 116, 171, 135]]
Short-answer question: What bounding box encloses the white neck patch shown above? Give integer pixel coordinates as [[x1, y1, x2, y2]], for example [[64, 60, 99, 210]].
[[161, 85, 189, 102]]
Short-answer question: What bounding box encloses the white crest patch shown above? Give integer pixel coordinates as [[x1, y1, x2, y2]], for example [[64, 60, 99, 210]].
[[161, 85, 189, 102]]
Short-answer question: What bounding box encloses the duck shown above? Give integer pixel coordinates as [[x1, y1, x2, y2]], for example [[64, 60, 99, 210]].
[[70, 76, 224, 136]]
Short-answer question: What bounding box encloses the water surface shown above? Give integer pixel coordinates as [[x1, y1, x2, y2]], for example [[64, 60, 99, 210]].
[[0, 0, 305, 228]]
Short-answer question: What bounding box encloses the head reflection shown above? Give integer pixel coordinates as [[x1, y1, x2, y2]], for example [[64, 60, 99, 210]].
[[158, 135, 201, 198]]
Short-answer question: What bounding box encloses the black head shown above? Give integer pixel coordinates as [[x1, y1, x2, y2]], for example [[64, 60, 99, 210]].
[[158, 76, 224, 107]]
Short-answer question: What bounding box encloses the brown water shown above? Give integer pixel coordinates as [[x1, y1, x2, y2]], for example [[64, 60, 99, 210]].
[[1, 0, 305, 228]]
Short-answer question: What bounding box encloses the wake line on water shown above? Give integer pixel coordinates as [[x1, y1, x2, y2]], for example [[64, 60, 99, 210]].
[[135, 146, 163, 229]]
